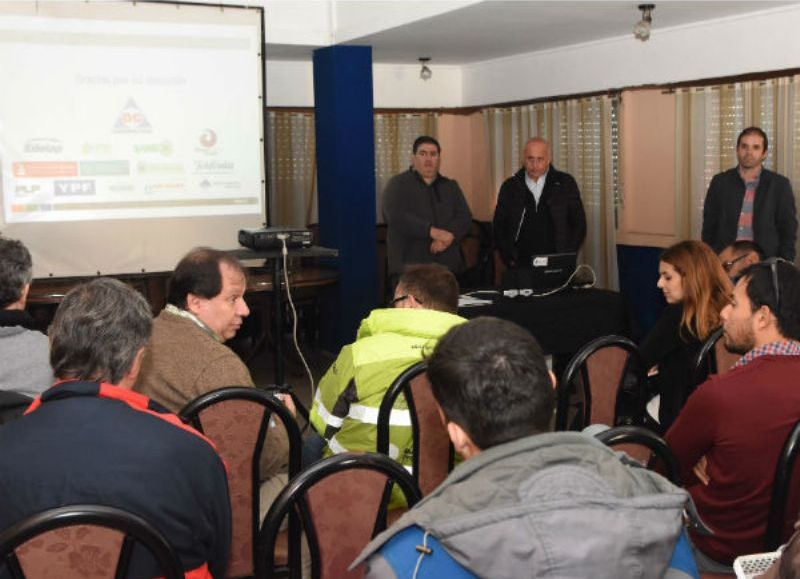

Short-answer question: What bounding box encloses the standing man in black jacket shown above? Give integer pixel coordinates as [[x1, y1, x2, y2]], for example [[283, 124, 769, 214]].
[[701, 126, 797, 261], [493, 137, 586, 268], [383, 136, 472, 288]]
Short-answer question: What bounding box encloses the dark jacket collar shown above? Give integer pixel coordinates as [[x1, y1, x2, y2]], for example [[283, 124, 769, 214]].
[[0, 310, 38, 330]]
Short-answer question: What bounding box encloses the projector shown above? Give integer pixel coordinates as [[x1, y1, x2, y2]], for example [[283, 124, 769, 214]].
[[238, 227, 313, 250]]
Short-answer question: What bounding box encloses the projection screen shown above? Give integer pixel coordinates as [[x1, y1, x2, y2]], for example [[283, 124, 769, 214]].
[[0, 1, 266, 277]]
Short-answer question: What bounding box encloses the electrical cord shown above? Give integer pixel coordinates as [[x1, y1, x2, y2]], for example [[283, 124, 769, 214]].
[[502, 263, 597, 298], [278, 235, 315, 406]]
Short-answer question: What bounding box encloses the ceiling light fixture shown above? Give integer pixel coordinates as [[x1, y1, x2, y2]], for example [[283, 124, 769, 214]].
[[633, 4, 655, 42], [419, 57, 432, 81]]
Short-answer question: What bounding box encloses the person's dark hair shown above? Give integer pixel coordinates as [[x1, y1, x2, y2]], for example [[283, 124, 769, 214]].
[[0, 238, 33, 309], [50, 278, 153, 384], [412, 135, 441, 154], [426, 317, 554, 450], [737, 126, 769, 152], [728, 240, 765, 260], [167, 247, 246, 309], [739, 260, 800, 341], [398, 264, 459, 314]]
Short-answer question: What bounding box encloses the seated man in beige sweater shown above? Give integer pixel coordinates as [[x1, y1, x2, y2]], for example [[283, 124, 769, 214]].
[[134, 247, 291, 517]]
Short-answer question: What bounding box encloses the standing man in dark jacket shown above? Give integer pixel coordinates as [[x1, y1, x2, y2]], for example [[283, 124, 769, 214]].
[[701, 126, 797, 261], [383, 136, 472, 286], [493, 137, 587, 267]]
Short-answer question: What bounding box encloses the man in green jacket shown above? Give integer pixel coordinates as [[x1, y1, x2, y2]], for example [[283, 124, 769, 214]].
[[308, 264, 465, 476]]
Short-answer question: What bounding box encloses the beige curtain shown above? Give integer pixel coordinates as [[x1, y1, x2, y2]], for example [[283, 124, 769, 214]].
[[482, 95, 620, 290], [267, 111, 437, 226], [374, 113, 437, 222], [675, 76, 799, 257], [267, 111, 317, 227]]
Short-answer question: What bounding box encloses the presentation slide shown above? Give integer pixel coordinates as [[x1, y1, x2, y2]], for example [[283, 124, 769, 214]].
[[0, 2, 266, 277]]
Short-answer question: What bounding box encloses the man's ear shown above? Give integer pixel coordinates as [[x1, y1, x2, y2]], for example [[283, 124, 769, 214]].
[[185, 293, 202, 315], [549, 370, 557, 390], [446, 421, 481, 460]]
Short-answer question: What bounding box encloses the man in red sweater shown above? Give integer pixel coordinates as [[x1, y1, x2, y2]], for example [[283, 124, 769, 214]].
[[666, 259, 800, 572]]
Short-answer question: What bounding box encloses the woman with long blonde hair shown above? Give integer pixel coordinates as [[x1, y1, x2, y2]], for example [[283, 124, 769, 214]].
[[640, 240, 732, 430]]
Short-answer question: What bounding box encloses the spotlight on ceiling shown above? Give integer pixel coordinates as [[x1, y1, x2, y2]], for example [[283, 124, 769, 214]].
[[633, 4, 655, 42], [419, 57, 432, 81]]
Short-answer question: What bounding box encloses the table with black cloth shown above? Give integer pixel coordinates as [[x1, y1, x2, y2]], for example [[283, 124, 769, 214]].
[[460, 288, 631, 375]]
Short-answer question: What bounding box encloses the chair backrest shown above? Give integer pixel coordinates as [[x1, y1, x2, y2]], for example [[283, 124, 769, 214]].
[[557, 335, 646, 430], [765, 418, 800, 550], [180, 386, 302, 579], [257, 452, 422, 579], [0, 504, 183, 579], [692, 327, 739, 386], [594, 425, 682, 485], [376, 362, 453, 497]]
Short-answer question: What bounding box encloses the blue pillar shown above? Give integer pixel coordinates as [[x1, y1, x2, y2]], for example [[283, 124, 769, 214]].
[[313, 46, 377, 349]]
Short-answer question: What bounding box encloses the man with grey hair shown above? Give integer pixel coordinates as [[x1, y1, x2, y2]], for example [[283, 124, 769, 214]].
[[0, 237, 52, 398], [0, 278, 231, 579]]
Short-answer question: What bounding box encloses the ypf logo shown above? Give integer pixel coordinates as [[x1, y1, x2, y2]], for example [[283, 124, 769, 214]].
[[113, 98, 152, 133], [199, 129, 217, 149]]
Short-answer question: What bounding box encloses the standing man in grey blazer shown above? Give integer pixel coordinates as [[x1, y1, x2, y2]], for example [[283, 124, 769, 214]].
[[702, 126, 797, 261]]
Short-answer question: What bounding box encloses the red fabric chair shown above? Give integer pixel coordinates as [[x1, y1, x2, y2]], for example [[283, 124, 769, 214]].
[[0, 504, 183, 579], [180, 386, 302, 578], [376, 362, 453, 497], [257, 453, 421, 579], [557, 335, 647, 430]]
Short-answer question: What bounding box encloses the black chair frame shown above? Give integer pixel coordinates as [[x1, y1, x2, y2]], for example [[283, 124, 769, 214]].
[[691, 327, 724, 387], [595, 425, 682, 485], [557, 335, 646, 431], [256, 452, 422, 579], [765, 418, 800, 550], [376, 362, 454, 480], [180, 386, 303, 576], [0, 504, 183, 579]]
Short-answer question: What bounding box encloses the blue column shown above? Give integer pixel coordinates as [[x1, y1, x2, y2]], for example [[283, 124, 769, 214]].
[[313, 46, 377, 349]]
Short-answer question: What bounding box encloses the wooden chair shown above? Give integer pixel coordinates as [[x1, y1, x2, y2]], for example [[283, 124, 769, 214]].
[[0, 504, 183, 579], [376, 362, 453, 498], [180, 386, 302, 579], [594, 425, 682, 485], [557, 335, 647, 430], [692, 327, 740, 387], [257, 453, 422, 579]]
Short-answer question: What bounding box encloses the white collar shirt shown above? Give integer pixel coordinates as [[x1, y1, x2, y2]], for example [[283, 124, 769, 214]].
[[525, 169, 549, 206]]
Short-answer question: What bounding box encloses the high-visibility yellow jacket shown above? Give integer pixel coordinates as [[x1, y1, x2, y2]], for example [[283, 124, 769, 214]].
[[310, 308, 465, 505]]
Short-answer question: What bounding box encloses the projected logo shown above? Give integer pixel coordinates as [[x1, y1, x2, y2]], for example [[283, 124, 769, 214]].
[[24, 139, 62, 155], [195, 129, 218, 156], [54, 180, 96, 196], [113, 98, 153, 133], [133, 142, 173, 156], [199, 129, 217, 149]]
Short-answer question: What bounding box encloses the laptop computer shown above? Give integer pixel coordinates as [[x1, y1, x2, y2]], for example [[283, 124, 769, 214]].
[[502, 252, 578, 293]]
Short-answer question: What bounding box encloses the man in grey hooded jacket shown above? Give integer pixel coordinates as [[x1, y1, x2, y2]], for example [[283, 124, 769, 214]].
[[0, 238, 52, 399], [353, 317, 697, 579]]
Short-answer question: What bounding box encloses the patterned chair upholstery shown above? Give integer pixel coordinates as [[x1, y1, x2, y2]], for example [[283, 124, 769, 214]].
[[257, 453, 421, 579], [557, 335, 647, 430], [376, 362, 453, 497], [180, 386, 302, 578], [0, 504, 182, 579]]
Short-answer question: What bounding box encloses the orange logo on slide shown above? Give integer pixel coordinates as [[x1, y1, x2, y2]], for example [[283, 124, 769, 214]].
[[13, 162, 78, 178]]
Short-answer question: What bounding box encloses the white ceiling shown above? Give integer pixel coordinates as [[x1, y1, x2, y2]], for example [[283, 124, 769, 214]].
[[266, 1, 800, 64]]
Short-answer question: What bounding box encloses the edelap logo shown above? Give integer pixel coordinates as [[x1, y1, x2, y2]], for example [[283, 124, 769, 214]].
[[113, 98, 152, 133], [24, 138, 62, 154]]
